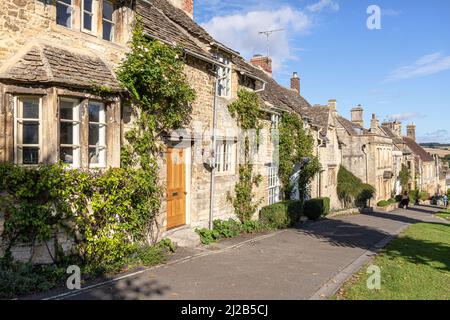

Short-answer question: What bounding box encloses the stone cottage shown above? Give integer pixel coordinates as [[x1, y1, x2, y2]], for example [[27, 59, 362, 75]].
[[335, 107, 395, 203]]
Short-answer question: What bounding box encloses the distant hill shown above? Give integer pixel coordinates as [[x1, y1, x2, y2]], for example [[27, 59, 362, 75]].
[[420, 143, 450, 149]]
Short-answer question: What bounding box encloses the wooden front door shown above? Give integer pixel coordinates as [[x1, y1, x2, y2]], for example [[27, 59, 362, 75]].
[[166, 147, 186, 230]]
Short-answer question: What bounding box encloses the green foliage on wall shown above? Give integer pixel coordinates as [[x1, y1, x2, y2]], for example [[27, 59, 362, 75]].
[[117, 19, 196, 171], [278, 112, 320, 200], [227, 89, 262, 223], [398, 164, 411, 192], [337, 165, 375, 208]]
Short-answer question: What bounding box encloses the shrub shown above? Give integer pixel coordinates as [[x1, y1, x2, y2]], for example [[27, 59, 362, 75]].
[[259, 200, 303, 229], [242, 220, 265, 233], [337, 166, 375, 208], [213, 219, 242, 238], [418, 191, 430, 202], [410, 190, 419, 204], [447, 189, 450, 198], [377, 200, 390, 207], [195, 228, 220, 245], [395, 194, 403, 202], [388, 198, 397, 204], [304, 198, 330, 221]]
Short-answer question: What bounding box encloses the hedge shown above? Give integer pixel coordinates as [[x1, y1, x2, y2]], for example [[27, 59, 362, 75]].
[[259, 200, 303, 229], [304, 198, 330, 221]]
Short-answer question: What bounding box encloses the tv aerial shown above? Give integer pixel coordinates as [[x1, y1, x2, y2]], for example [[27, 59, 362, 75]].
[[259, 29, 285, 57]]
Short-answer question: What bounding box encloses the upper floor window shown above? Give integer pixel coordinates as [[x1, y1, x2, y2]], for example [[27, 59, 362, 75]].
[[88, 102, 107, 168], [82, 0, 94, 32], [14, 97, 41, 165], [268, 164, 280, 205], [56, 0, 73, 28], [102, 0, 115, 41], [215, 53, 231, 97], [271, 114, 280, 130], [59, 98, 81, 168]]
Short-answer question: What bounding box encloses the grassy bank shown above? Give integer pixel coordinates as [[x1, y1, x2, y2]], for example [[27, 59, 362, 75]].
[[337, 222, 450, 300], [436, 209, 450, 221]]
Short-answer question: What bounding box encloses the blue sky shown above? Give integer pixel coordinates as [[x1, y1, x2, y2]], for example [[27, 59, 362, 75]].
[[195, 0, 450, 143]]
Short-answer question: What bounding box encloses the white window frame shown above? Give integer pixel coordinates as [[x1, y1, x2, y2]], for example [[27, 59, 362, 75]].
[[59, 98, 81, 168], [268, 164, 280, 205], [102, 0, 115, 42], [56, 0, 73, 29], [271, 114, 280, 130], [215, 140, 234, 174], [13, 96, 42, 166], [88, 102, 107, 168], [216, 53, 232, 98], [81, 0, 95, 34]]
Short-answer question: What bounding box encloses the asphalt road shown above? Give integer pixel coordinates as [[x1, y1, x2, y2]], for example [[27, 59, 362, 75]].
[[36, 205, 446, 300]]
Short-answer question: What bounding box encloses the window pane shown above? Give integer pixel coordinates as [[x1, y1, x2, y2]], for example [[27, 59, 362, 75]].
[[83, 0, 92, 12], [89, 124, 99, 145], [103, 1, 113, 20], [60, 147, 74, 164], [22, 99, 39, 119], [56, 2, 72, 28], [88, 104, 100, 122], [60, 122, 74, 144], [83, 13, 92, 30], [23, 147, 39, 165], [60, 101, 74, 120], [103, 22, 113, 41], [23, 123, 39, 144], [89, 147, 99, 164]]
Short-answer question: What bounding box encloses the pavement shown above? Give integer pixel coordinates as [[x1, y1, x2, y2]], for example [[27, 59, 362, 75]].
[[32, 205, 448, 300]]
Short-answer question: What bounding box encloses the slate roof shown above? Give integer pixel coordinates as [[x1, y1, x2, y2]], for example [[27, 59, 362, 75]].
[[403, 137, 435, 162], [336, 115, 365, 136], [137, 0, 212, 59], [0, 44, 121, 91], [381, 125, 405, 145]]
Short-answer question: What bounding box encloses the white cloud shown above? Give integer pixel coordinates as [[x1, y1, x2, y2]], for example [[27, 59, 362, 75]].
[[201, 7, 311, 71], [307, 0, 339, 13], [385, 52, 450, 82], [386, 112, 426, 121], [418, 129, 450, 144]]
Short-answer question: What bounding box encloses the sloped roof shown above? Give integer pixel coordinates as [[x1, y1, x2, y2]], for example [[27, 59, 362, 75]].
[[336, 115, 365, 136], [309, 105, 331, 134], [0, 44, 121, 91], [403, 137, 435, 162], [381, 125, 405, 145], [137, 0, 212, 59]]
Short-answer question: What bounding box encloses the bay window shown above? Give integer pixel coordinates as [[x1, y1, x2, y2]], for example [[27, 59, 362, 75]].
[[14, 97, 41, 165], [59, 99, 81, 167], [88, 102, 107, 168]]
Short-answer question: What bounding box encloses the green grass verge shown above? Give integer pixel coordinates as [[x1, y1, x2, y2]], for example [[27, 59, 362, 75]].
[[436, 210, 450, 221], [337, 222, 450, 300]]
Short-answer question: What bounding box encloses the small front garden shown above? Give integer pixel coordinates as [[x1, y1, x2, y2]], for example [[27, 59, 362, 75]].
[[336, 222, 450, 300]]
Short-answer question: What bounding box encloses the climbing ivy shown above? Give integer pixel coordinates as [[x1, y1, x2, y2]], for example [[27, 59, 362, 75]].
[[227, 89, 263, 223], [278, 112, 320, 200], [117, 19, 196, 171], [398, 164, 411, 192]]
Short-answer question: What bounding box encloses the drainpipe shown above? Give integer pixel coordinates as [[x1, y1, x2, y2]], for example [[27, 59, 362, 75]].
[[362, 144, 369, 183], [209, 73, 220, 230]]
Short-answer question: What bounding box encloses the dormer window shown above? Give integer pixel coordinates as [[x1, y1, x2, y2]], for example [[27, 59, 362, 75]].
[[56, 0, 73, 28], [102, 0, 115, 41]]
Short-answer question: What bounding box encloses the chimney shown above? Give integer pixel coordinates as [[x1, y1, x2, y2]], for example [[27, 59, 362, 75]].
[[370, 113, 379, 131], [250, 54, 272, 77], [394, 121, 402, 137], [407, 123, 416, 141], [351, 105, 364, 127], [328, 99, 337, 111], [290, 72, 300, 94], [168, 0, 194, 19]]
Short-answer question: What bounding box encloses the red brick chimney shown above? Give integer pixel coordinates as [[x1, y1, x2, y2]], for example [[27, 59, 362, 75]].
[[168, 0, 194, 19], [290, 72, 300, 94], [250, 54, 272, 77]]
